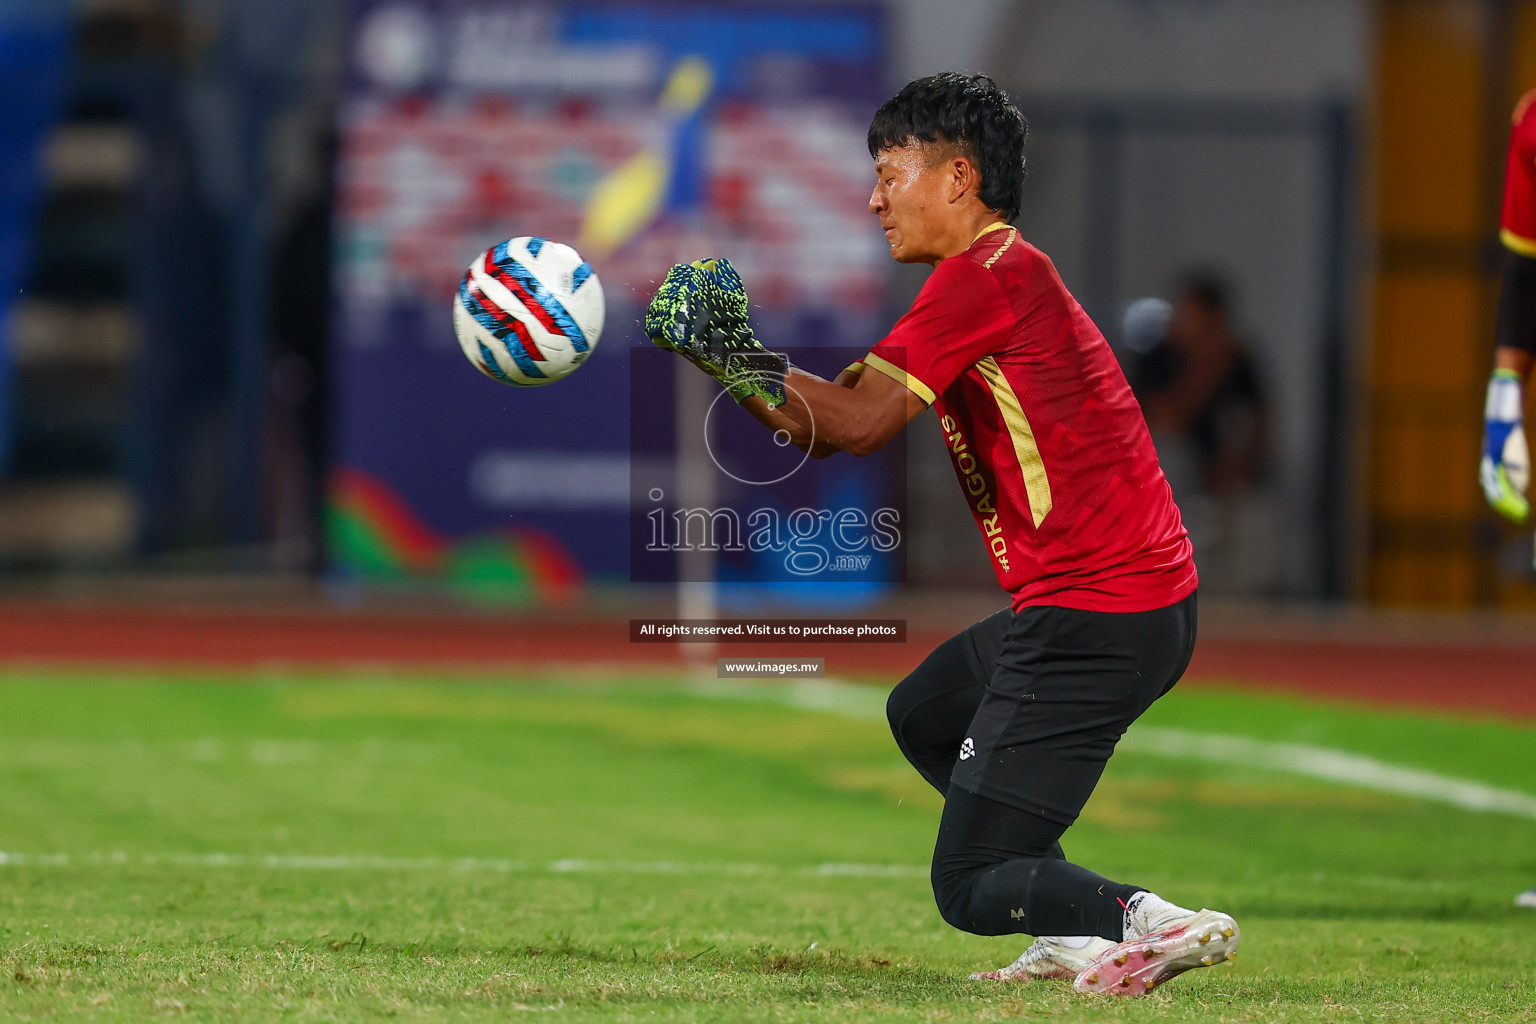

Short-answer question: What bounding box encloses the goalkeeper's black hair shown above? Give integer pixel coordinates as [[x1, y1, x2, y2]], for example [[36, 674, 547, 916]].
[[867, 72, 1027, 223]]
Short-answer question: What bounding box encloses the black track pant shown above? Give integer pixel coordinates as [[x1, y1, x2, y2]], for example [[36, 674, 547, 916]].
[[886, 593, 1197, 940]]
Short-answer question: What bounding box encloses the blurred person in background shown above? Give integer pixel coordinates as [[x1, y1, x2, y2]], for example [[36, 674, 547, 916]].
[[1478, 87, 1536, 911], [1125, 274, 1273, 596]]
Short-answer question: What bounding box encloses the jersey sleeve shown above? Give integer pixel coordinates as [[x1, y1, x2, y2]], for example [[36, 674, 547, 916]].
[[863, 258, 1014, 405], [1501, 91, 1536, 256]]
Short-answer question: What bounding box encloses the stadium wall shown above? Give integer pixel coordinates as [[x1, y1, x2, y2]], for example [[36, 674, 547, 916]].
[[1369, 0, 1536, 609], [903, 0, 1374, 601]]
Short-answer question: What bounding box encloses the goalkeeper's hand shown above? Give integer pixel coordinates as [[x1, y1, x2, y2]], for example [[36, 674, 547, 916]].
[[644, 257, 787, 407], [1479, 368, 1531, 523]]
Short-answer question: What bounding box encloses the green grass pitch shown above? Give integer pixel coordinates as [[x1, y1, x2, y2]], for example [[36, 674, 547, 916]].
[[2, 669, 1534, 1022]]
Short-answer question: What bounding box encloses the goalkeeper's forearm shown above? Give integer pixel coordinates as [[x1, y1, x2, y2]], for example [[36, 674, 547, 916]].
[[1497, 252, 1536, 369], [773, 365, 924, 457], [738, 396, 840, 458], [736, 367, 859, 458]]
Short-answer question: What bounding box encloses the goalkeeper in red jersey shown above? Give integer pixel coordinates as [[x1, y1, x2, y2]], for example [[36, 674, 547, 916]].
[[646, 73, 1239, 994], [1483, 89, 1536, 911]]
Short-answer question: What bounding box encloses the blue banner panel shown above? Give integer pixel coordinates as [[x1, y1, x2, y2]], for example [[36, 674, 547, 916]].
[[628, 345, 906, 588], [0, 9, 70, 476], [330, 0, 886, 595]]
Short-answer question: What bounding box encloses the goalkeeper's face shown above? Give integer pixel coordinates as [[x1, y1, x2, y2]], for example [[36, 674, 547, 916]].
[[870, 144, 957, 265]]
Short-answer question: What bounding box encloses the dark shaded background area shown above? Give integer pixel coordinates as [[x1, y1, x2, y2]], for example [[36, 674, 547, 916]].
[[4, 0, 342, 572]]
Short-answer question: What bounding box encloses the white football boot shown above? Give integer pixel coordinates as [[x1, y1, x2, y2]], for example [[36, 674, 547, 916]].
[[970, 935, 1116, 982], [1072, 892, 1239, 997], [1516, 888, 1536, 908]]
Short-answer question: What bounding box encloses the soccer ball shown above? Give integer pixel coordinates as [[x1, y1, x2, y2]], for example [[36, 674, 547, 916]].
[[453, 237, 605, 386]]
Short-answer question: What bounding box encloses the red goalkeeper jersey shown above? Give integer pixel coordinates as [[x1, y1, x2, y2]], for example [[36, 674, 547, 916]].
[[1502, 89, 1536, 256], [862, 223, 1196, 613]]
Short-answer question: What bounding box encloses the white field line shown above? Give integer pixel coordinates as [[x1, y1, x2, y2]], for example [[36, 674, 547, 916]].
[[0, 850, 925, 878], [1117, 727, 1536, 821], [693, 679, 1536, 823], [3, 682, 1531, 876], [0, 851, 1482, 896], [0, 851, 1469, 895]]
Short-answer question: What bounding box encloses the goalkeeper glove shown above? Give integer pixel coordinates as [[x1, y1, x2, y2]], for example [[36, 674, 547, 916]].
[[1480, 368, 1530, 523], [644, 258, 787, 407]]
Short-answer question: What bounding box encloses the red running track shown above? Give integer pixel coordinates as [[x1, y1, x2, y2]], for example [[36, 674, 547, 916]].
[[0, 603, 1532, 719]]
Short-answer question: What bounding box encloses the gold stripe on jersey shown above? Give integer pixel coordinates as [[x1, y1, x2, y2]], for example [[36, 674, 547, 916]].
[[863, 352, 938, 405], [982, 227, 1017, 268], [976, 355, 1052, 528], [1502, 227, 1536, 258], [843, 361, 866, 376]]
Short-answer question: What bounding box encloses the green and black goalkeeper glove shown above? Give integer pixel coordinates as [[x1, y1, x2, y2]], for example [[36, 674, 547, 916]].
[[1480, 368, 1530, 524], [644, 257, 787, 407]]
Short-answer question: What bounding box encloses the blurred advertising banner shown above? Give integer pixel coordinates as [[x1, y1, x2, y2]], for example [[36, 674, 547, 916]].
[[628, 346, 906, 592], [0, 6, 70, 477], [328, 0, 888, 600]]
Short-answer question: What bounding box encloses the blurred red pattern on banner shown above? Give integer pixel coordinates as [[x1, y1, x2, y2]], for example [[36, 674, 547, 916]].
[[335, 100, 884, 315]]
